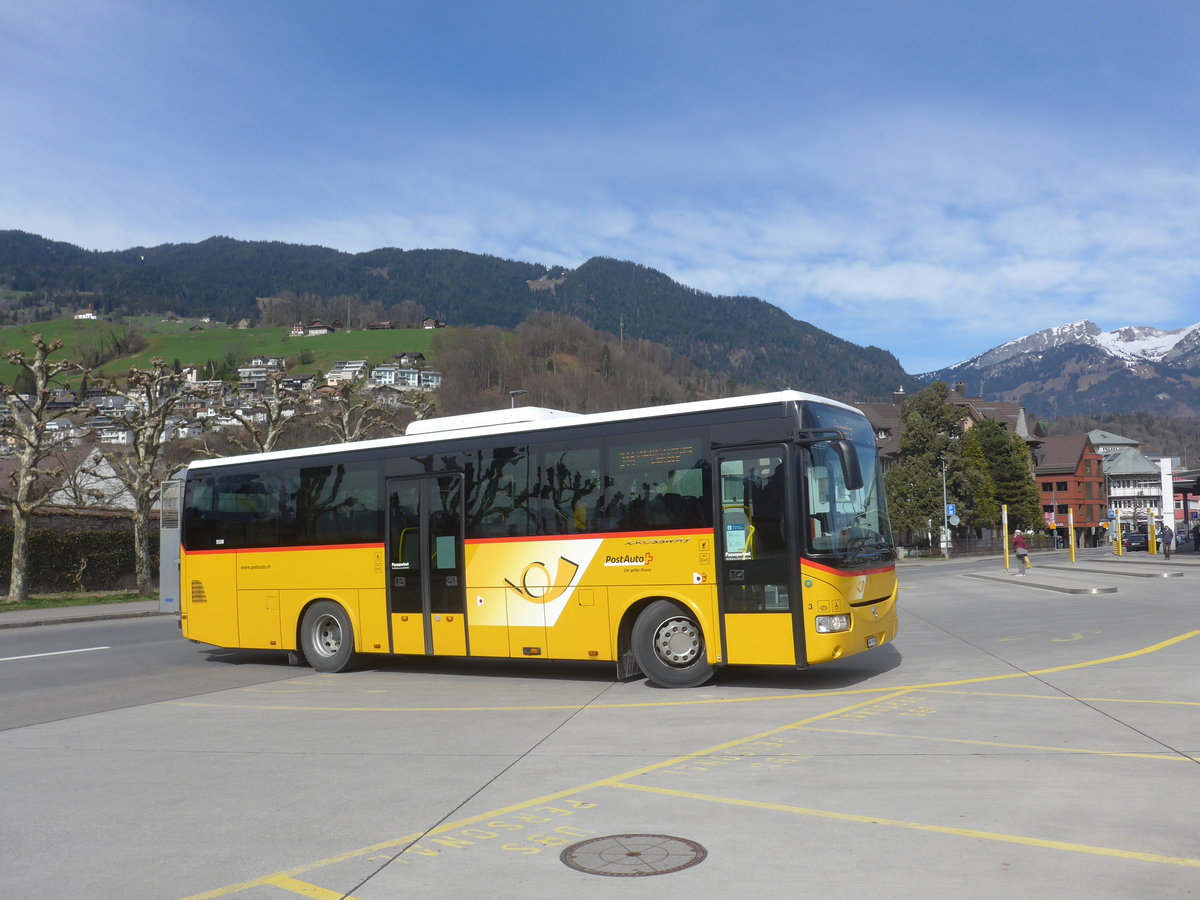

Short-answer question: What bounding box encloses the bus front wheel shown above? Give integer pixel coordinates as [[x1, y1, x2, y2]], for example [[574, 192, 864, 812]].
[[300, 601, 357, 673], [632, 600, 713, 688]]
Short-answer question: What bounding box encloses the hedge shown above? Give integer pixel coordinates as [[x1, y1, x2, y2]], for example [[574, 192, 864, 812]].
[[0, 527, 152, 592]]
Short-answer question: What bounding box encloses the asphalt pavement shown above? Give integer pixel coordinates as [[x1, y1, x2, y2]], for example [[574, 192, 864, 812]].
[[3, 545, 1198, 899]]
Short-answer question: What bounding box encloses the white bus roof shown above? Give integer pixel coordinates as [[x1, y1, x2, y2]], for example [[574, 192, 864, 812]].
[[185, 390, 860, 472]]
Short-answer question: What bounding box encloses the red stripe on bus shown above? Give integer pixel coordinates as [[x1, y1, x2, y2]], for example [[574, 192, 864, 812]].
[[802, 558, 895, 577], [466, 528, 712, 545], [183, 543, 385, 556]]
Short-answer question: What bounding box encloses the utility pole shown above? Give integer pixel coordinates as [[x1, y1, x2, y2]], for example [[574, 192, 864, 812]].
[[940, 454, 949, 559]]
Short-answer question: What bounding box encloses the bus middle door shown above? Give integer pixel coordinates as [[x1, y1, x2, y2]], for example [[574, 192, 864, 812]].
[[716, 447, 800, 666], [386, 476, 467, 657]]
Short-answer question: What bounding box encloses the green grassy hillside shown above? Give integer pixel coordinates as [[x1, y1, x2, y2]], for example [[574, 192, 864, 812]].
[[0, 317, 436, 385]]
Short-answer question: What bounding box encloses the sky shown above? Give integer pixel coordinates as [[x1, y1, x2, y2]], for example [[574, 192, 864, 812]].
[[3, 0, 1200, 374]]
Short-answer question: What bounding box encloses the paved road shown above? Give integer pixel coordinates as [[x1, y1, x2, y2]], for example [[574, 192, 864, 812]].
[[1, 549, 1197, 899], [0, 616, 301, 730]]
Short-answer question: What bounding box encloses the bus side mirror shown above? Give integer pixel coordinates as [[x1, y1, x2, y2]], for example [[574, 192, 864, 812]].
[[832, 440, 864, 491]]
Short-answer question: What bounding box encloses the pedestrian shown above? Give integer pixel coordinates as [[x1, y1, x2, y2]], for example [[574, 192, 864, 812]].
[[1160, 523, 1173, 560], [1192, 523, 1200, 553], [1012, 530, 1029, 575]]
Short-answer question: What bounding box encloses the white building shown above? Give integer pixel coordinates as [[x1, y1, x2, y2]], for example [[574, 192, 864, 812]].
[[326, 360, 369, 386]]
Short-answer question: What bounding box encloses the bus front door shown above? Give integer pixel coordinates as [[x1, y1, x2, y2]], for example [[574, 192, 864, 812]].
[[716, 448, 801, 666], [386, 476, 467, 657]]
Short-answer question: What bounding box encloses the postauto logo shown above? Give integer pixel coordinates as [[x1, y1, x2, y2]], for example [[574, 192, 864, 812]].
[[504, 557, 581, 605]]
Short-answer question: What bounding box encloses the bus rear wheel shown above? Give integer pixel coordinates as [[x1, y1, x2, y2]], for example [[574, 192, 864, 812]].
[[300, 601, 357, 673], [632, 600, 713, 688]]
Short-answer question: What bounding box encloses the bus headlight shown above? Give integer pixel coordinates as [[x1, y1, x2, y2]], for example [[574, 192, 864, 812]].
[[815, 614, 851, 634]]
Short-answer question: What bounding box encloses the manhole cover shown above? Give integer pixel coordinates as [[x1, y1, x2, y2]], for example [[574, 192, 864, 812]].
[[560, 834, 707, 877]]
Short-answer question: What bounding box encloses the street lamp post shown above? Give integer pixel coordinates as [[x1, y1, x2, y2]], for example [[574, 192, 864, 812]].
[[508, 389, 528, 408], [939, 454, 949, 559]]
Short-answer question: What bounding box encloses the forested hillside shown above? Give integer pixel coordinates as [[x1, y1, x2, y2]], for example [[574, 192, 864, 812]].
[[0, 231, 919, 403]]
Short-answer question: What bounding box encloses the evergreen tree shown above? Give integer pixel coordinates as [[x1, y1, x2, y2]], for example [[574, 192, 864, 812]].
[[960, 427, 1000, 529], [884, 384, 966, 539], [972, 417, 1042, 529]]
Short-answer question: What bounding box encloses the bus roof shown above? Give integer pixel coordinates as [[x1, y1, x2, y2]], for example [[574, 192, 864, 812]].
[[184, 390, 861, 473]]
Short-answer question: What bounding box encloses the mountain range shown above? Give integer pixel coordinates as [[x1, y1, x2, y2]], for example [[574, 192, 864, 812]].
[[922, 320, 1200, 417], [3, 230, 1199, 418], [0, 230, 920, 404]]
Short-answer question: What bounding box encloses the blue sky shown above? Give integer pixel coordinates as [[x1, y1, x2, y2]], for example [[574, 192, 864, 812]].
[[3, 1, 1200, 374]]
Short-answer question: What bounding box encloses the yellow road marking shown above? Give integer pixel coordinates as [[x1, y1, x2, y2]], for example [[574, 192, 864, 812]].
[[802, 726, 1199, 762], [178, 690, 915, 899], [926, 688, 1200, 707], [177, 631, 1200, 898], [612, 782, 1200, 869], [263, 875, 361, 899]]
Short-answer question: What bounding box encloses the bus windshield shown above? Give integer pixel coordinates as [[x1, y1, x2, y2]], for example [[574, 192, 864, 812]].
[[801, 402, 894, 568]]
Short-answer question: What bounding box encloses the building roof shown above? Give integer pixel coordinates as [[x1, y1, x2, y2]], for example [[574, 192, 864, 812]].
[[1087, 429, 1139, 448], [1033, 434, 1097, 474], [1102, 446, 1161, 476]]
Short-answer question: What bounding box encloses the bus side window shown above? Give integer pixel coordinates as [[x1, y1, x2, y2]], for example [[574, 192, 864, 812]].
[[533, 445, 601, 535]]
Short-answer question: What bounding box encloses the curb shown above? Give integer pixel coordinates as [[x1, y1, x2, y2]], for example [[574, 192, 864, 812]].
[[0, 609, 171, 631]]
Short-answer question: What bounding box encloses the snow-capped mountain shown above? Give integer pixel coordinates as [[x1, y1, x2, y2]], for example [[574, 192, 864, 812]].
[[919, 320, 1200, 417], [929, 320, 1200, 373]]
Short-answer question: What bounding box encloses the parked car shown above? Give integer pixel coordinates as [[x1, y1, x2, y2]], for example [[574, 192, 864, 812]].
[[1122, 531, 1149, 551]]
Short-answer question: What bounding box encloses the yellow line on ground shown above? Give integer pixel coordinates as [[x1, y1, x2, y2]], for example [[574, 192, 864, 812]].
[[900, 630, 1200, 691], [175, 631, 1200, 898], [925, 688, 1200, 707], [177, 690, 916, 899], [801, 726, 1198, 761], [263, 874, 361, 899], [612, 782, 1200, 869]]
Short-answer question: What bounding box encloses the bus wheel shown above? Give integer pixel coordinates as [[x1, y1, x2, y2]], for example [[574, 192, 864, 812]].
[[632, 600, 713, 688], [300, 602, 357, 673]]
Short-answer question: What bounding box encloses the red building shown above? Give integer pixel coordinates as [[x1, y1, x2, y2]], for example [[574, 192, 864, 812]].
[[1034, 435, 1107, 545]]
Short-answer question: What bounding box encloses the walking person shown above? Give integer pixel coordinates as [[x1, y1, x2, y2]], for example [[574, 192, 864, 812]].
[[1012, 530, 1030, 575], [1160, 522, 1174, 560], [1191, 522, 1200, 553]]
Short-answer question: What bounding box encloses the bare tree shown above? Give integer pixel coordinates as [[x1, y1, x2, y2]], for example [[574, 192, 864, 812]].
[[317, 382, 391, 444], [384, 388, 438, 425], [0, 335, 80, 604], [220, 372, 312, 454], [87, 358, 196, 595]]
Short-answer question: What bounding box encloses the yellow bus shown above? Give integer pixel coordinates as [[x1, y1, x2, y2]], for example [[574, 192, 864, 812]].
[[163, 391, 897, 687]]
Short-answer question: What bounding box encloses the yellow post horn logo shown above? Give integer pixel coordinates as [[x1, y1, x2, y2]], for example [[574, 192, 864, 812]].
[[504, 556, 581, 605]]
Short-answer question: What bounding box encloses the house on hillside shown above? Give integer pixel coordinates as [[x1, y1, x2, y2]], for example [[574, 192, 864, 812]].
[[422, 316, 445, 329], [305, 320, 336, 336], [326, 360, 369, 385], [237, 357, 287, 382], [369, 363, 399, 387], [367, 321, 394, 330], [74, 306, 98, 320], [1033, 435, 1107, 546]]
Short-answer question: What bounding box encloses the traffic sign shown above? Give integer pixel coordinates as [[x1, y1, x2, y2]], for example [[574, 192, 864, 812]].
[[946, 504, 956, 516]]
